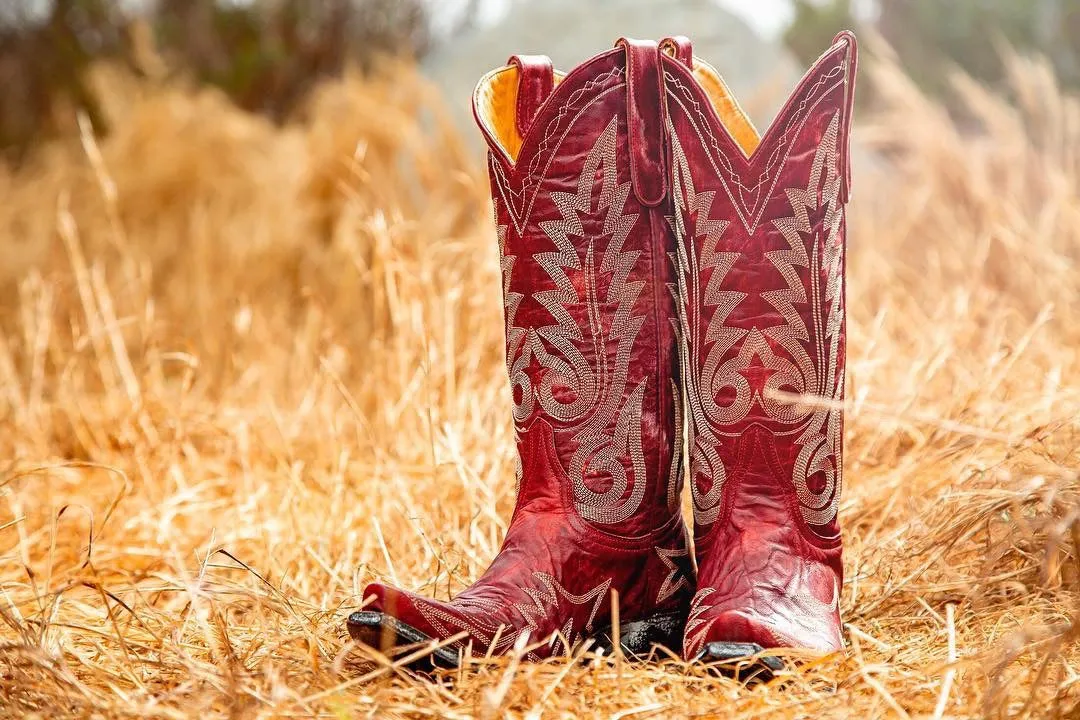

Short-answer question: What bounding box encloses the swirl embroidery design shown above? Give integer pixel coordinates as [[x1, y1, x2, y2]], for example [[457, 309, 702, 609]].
[[504, 116, 650, 526]]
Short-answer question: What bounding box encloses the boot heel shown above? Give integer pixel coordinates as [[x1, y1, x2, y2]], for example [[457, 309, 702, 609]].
[[591, 611, 684, 659]]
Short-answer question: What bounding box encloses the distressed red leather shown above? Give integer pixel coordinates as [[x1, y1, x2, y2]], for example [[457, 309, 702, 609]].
[[349, 39, 692, 664], [665, 32, 858, 658]]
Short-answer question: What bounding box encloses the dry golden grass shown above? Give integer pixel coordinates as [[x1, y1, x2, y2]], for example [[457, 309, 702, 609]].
[[1, 50, 1079, 719]]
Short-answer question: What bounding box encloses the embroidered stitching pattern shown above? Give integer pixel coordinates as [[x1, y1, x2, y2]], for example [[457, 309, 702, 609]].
[[683, 587, 719, 658], [413, 595, 515, 654], [654, 546, 691, 604], [664, 56, 845, 232], [409, 570, 615, 658], [521, 116, 649, 525], [768, 113, 845, 527], [491, 67, 625, 235], [512, 572, 613, 656], [668, 126, 743, 525], [669, 72, 846, 528], [666, 377, 683, 513]]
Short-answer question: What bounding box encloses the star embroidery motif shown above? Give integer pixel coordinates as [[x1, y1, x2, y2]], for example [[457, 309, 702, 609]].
[[738, 355, 779, 396]]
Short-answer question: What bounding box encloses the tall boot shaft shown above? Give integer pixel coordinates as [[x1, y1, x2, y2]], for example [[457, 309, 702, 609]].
[[663, 32, 858, 658], [475, 42, 683, 537]]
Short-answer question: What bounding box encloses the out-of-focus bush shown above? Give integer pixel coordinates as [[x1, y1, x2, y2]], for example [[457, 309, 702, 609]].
[[0, 0, 437, 161]]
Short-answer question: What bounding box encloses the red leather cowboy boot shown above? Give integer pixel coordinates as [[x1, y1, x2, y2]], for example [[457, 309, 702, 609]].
[[661, 32, 858, 666], [348, 41, 693, 667]]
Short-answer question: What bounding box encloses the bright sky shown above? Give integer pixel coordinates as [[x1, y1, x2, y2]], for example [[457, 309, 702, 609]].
[[714, 0, 794, 37]]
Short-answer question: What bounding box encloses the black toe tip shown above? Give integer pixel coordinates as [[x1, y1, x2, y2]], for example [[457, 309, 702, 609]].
[[345, 611, 461, 669], [347, 610, 387, 648], [699, 641, 785, 679], [347, 610, 382, 630]]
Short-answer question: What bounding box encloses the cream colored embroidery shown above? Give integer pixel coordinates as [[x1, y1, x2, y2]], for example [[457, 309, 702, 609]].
[[523, 116, 650, 526], [666, 377, 684, 513], [671, 108, 845, 529], [654, 546, 690, 605], [414, 595, 516, 654], [768, 113, 845, 527], [512, 572, 612, 655], [669, 126, 742, 526], [491, 68, 624, 235], [663, 55, 846, 232], [413, 571, 614, 658], [683, 587, 719, 657]]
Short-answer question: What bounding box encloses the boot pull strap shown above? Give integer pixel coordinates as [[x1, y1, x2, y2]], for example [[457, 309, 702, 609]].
[[832, 31, 858, 203], [660, 36, 693, 68], [507, 54, 555, 138], [615, 38, 669, 207]]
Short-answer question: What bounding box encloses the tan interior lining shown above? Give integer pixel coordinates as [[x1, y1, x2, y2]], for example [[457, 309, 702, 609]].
[[475, 58, 762, 163], [474, 66, 565, 162], [690, 58, 761, 158]]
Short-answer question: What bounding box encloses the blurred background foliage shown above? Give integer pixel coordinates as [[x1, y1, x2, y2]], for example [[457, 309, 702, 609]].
[[0, 0, 438, 160], [786, 0, 1080, 95], [3, 0, 1080, 161]]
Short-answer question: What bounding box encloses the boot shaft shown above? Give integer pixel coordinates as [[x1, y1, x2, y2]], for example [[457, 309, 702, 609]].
[[664, 33, 857, 658], [665, 33, 857, 545], [473, 41, 686, 538], [469, 33, 856, 543]]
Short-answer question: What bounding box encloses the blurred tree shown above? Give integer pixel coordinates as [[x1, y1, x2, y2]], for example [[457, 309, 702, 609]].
[[0, 0, 128, 159], [0, 0, 441, 160], [877, 0, 1080, 94], [784, 0, 856, 67], [153, 0, 430, 119]]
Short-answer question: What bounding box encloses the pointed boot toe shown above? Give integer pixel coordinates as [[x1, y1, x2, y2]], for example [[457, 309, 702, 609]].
[[348, 583, 426, 650], [348, 583, 483, 667]]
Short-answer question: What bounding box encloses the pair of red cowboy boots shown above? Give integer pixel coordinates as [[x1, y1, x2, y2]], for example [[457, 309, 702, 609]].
[[349, 31, 858, 670]]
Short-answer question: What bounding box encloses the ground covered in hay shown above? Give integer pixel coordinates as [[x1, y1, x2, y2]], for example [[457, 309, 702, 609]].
[[1, 54, 1079, 719]]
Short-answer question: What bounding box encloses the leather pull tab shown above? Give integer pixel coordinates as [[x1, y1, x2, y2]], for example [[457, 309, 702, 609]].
[[833, 31, 858, 203], [616, 38, 669, 207], [660, 36, 693, 68], [508, 54, 554, 138]]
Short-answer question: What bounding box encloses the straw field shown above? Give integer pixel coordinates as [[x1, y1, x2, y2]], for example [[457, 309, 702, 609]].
[[1, 50, 1079, 718]]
